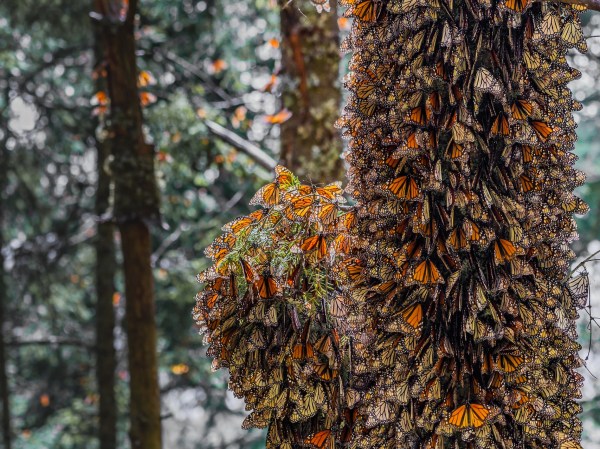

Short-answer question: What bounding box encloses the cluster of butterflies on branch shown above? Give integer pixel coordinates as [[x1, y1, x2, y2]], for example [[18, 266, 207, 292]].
[[194, 0, 592, 448]]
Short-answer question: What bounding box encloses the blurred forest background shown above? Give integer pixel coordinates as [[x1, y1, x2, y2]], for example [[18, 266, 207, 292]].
[[0, 0, 599, 448]]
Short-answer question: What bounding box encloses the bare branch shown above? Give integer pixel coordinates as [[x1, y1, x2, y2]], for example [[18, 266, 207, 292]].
[[204, 119, 278, 171], [7, 338, 94, 349], [161, 50, 234, 104]]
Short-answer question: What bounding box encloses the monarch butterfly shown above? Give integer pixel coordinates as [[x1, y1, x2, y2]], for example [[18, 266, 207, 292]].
[[332, 233, 352, 255], [413, 260, 442, 284], [254, 273, 279, 299], [497, 353, 524, 373], [494, 239, 517, 264], [523, 47, 541, 70], [408, 105, 428, 126], [367, 400, 395, 425], [355, 77, 378, 100], [313, 362, 338, 381], [295, 393, 318, 420], [518, 174, 535, 193], [561, 20, 586, 51], [285, 195, 315, 220], [427, 91, 441, 114], [402, 303, 423, 329], [202, 291, 220, 310], [401, 131, 420, 153], [206, 245, 230, 263], [301, 234, 329, 260], [293, 321, 315, 360], [504, 0, 528, 12], [240, 259, 256, 284], [540, 11, 561, 37], [560, 441, 583, 449], [249, 166, 294, 207], [474, 67, 502, 96], [350, 0, 382, 22], [339, 210, 357, 231], [530, 120, 553, 142], [316, 202, 338, 226], [357, 99, 377, 117], [316, 182, 344, 200], [448, 403, 489, 428], [567, 271, 589, 308], [448, 227, 468, 250], [387, 176, 419, 200], [491, 113, 510, 136], [304, 430, 332, 449], [511, 99, 534, 120], [447, 140, 464, 159], [226, 209, 266, 235]]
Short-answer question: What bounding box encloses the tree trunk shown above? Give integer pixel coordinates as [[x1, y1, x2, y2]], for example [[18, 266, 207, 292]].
[[279, 0, 342, 183], [93, 1, 161, 448], [92, 10, 118, 449], [94, 140, 118, 449], [0, 205, 11, 449], [120, 222, 161, 449], [0, 86, 12, 449]]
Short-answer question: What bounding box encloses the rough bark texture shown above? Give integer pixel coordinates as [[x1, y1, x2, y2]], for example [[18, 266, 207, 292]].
[[279, 1, 343, 183], [93, 1, 161, 448], [0, 87, 12, 449]]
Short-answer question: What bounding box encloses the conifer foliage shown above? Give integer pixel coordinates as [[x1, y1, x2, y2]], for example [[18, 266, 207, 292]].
[[194, 1, 591, 448]]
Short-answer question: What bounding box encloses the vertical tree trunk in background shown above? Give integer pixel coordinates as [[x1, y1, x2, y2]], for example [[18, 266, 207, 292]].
[[93, 1, 161, 449], [279, 1, 342, 183], [0, 87, 12, 449], [92, 14, 118, 447]]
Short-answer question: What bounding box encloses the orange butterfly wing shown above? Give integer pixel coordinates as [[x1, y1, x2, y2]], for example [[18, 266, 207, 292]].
[[305, 430, 332, 449], [530, 120, 553, 142]]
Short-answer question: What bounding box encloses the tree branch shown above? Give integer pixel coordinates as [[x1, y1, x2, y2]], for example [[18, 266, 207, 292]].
[[204, 119, 278, 171], [556, 0, 600, 11], [6, 338, 94, 349]]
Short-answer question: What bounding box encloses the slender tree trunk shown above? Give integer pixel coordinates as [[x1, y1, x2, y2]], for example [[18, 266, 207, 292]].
[[0, 208, 11, 449], [91, 9, 118, 449], [0, 86, 12, 449], [94, 148, 118, 449], [279, 0, 342, 182], [93, 88, 118, 449], [93, 1, 161, 448], [120, 222, 160, 449]]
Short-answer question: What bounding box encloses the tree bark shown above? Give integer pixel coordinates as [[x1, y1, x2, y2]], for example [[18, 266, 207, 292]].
[[91, 9, 118, 449], [120, 222, 161, 449], [93, 1, 161, 448], [94, 147, 118, 449], [0, 85, 12, 449], [279, 1, 343, 183]]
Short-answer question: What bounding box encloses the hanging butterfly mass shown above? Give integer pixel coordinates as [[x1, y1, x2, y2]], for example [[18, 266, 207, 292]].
[[195, 0, 590, 448]]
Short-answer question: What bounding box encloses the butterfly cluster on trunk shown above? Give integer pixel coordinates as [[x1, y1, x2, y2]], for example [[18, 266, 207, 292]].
[[194, 1, 590, 448]]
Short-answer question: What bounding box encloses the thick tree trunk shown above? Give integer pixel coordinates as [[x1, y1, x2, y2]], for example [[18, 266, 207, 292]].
[[279, 1, 342, 183], [93, 1, 161, 448], [0, 87, 12, 449]]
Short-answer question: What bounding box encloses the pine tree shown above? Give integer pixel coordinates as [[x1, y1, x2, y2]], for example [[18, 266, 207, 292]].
[[194, 1, 591, 448]]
